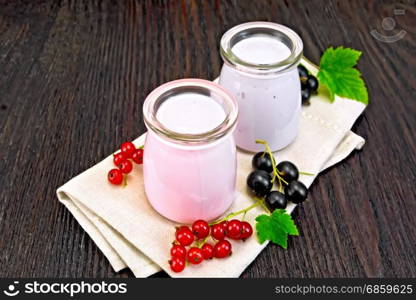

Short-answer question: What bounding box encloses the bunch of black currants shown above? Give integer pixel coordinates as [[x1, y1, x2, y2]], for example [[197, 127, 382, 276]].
[[298, 65, 319, 105], [247, 150, 308, 212]]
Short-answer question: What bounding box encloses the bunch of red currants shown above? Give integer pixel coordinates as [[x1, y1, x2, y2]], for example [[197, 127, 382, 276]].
[[169, 219, 253, 273], [107, 141, 144, 185]]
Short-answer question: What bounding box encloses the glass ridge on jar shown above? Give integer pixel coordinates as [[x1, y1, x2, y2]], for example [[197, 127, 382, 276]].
[[142, 79, 239, 224], [219, 21, 304, 152]]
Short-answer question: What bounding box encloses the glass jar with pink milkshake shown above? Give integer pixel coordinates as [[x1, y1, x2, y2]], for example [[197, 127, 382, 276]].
[[219, 22, 303, 152], [142, 79, 238, 224]]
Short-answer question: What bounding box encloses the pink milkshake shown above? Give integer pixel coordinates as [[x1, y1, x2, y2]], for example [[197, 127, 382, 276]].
[[142, 79, 238, 223]]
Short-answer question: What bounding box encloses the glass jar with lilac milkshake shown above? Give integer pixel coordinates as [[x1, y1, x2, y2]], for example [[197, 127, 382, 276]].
[[219, 22, 303, 152]]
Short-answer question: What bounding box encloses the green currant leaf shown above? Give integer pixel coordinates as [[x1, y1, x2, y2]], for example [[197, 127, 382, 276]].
[[317, 46, 368, 105], [255, 209, 299, 249]]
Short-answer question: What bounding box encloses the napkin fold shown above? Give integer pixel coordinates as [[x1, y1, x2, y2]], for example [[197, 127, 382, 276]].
[[57, 59, 366, 277]]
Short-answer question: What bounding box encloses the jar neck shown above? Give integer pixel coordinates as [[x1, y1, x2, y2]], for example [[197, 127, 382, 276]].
[[143, 79, 238, 146], [220, 22, 303, 76]]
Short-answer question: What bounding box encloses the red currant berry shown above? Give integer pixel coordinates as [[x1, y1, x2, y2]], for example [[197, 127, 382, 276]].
[[175, 226, 194, 246], [108, 169, 123, 185], [169, 257, 185, 273], [120, 142, 136, 158], [113, 152, 127, 166], [214, 240, 232, 258], [192, 220, 210, 239], [131, 148, 144, 164], [226, 219, 243, 240], [118, 159, 133, 174], [170, 244, 186, 259], [220, 220, 228, 231], [187, 247, 204, 265], [211, 223, 226, 240], [201, 243, 214, 260], [240, 221, 253, 240]]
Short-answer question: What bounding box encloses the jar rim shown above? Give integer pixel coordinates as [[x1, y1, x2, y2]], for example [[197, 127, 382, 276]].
[[143, 79, 238, 145], [220, 22, 303, 75]]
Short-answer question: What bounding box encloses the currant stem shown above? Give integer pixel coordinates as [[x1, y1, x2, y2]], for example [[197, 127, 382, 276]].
[[255, 139, 288, 188], [199, 234, 214, 247], [209, 198, 265, 226], [259, 200, 271, 214], [299, 171, 314, 176], [223, 199, 262, 220]]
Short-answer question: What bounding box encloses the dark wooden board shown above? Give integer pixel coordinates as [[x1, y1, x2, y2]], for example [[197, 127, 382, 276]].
[[0, 0, 415, 278]]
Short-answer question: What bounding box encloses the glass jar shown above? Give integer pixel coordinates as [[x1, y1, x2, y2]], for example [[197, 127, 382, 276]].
[[142, 79, 239, 223], [219, 22, 303, 152]]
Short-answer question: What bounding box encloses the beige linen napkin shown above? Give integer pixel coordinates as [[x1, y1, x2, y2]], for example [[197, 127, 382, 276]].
[[57, 59, 366, 277]]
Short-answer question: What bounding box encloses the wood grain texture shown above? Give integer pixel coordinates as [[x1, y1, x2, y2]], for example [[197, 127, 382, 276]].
[[0, 0, 415, 278]]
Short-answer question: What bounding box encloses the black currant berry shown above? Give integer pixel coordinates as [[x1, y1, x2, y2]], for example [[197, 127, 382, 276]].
[[301, 88, 311, 104], [306, 75, 319, 92], [252, 152, 274, 173], [247, 170, 273, 197], [297, 65, 309, 79], [277, 161, 299, 183], [265, 191, 287, 211], [284, 180, 308, 204]]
